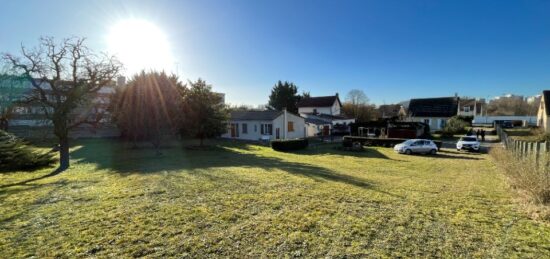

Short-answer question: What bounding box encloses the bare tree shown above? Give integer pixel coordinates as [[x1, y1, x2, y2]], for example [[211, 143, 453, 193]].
[[343, 89, 377, 122], [2, 37, 121, 172], [345, 89, 369, 105]]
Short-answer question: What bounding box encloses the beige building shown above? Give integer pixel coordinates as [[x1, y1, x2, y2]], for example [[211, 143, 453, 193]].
[[537, 91, 550, 132]]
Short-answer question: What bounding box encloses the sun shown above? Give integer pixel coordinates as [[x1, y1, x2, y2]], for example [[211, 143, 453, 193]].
[[107, 19, 174, 75]]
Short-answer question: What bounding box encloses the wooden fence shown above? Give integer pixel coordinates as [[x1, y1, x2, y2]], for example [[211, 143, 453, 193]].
[[496, 126, 550, 167]]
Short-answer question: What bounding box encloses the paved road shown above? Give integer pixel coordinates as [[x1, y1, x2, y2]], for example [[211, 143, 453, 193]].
[[440, 134, 501, 153]]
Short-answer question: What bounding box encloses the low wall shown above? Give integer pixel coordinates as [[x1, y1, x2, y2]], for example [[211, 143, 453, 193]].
[[473, 116, 537, 125]]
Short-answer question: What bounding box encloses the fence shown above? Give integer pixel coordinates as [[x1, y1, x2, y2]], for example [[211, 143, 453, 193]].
[[496, 125, 550, 167]]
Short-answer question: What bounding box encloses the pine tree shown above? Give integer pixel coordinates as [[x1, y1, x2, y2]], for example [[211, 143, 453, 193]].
[[0, 130, 54, 171]]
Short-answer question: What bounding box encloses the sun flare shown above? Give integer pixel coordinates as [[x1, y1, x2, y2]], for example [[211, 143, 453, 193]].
[[107, 19, 174, 75]]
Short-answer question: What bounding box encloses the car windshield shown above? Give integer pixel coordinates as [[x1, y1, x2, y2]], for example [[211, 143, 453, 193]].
[[460, 137, 477, 142]]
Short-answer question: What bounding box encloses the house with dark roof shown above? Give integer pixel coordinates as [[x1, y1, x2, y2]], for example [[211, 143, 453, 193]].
[[297, 94, 355, 136], [537, 90, 550, 132], [221, 109, 305, 141], [407, 97, 459, 131]]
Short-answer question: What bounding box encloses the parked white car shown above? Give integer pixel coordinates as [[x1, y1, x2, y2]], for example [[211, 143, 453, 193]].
[[394, 139, 438, 155], [456, 136, 480, 152]]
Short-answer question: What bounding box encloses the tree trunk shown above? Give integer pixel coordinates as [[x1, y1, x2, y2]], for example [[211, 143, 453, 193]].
[[58, 136, 70, 172]]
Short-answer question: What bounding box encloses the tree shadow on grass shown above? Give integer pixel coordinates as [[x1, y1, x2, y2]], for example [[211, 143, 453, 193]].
[[69, 139, 377, 190], [292, 143, 403, 160]]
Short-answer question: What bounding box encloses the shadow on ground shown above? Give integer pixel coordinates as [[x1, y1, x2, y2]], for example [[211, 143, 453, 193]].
[[70, 140, 374, 189]]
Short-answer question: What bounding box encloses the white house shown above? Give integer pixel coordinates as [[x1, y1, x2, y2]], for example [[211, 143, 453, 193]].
[[407, 96, 459, 132], [297, 94, 355, 136], [222, 109, 305, 141]]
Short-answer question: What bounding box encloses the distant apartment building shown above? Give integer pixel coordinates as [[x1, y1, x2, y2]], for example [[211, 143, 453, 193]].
[[0, 76, 126, 137], [493, 94, 524, 101]]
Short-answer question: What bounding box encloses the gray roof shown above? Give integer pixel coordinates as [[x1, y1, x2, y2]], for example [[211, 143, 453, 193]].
[[229, 110, 283, 121]]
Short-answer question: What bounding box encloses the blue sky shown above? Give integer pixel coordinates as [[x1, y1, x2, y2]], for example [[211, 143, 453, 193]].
[[1, 0, 550, 106]]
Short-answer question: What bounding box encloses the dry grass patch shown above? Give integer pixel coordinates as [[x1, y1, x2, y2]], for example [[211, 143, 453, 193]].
[[1, 139, 549, 257]]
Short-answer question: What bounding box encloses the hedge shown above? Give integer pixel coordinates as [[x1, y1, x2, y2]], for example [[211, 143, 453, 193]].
[[271, 139, 308, 151]]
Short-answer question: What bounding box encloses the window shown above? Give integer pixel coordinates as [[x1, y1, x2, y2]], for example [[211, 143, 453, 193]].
[[261, 123, 273, 135], [439, 119, 446, 129], [313, 109, 317, 114], [423, 119, 430, 125], [254, 124, 257, 132], [242, 123, 248, 134], [464, 106, 470, 112], [287, 121, 294, 132]]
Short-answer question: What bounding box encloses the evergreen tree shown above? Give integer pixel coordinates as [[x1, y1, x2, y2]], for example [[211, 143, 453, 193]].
[[181, 79, 228, 146], [0, 130, 54, 171], [268, 81, 301, 113], [111, 71, 183, 153]]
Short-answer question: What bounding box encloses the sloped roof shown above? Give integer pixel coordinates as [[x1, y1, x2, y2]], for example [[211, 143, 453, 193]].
[[378, 104, 402, 117], [229, 110, 283, 121], [297, 95, 341, 108], [543, 91, 550, 116], [459, 98, 476, 107], [408, 97, 458, 117], [305, 117, 331, 125]]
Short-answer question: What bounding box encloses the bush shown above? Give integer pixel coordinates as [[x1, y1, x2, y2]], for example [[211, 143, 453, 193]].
[[0, 130, 55, 171], [271, 139, 308, 151], [442, 116, 469, 135]]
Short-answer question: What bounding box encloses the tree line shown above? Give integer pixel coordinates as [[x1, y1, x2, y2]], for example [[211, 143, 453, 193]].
[[1, 37, 227, 171]]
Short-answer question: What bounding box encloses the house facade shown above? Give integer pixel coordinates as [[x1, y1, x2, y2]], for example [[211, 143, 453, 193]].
[[457, 98, 486, 117], [221, 109, 305, 141], [407, 97, 459, 132], [297, 94, 355, 136], [537, 90, 550, 132], [378, 104, 406, 120]]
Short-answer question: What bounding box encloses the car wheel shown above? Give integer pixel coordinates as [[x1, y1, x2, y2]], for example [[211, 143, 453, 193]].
[[405, 149, 412, 155], [430, 149, 437, 155]]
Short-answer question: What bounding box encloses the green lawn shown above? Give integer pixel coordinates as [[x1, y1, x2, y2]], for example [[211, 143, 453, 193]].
[[1, 139, 549, 257]]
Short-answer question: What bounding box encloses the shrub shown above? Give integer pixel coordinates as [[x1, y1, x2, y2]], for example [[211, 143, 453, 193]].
[[0, 130, 55, 171], [271, 139, 308, 151], [442, 116, 469, 135]]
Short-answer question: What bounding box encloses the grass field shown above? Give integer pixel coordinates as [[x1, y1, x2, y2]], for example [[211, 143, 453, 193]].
[[1, 139, 549, 257]]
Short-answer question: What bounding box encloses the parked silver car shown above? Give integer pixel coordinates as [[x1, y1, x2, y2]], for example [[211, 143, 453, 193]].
[[394, 139, 438, 155]]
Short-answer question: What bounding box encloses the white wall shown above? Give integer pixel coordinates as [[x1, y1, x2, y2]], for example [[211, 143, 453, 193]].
[[298, 99, 341, 116], [331, 100, 341, 115], [409, 117, 449, 131], [473, 116, 537, 125], [221, 112, 306, 141], [298, 106, 332, 115], [537, 98, 549, 131], [221, 120, 271, 141]]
